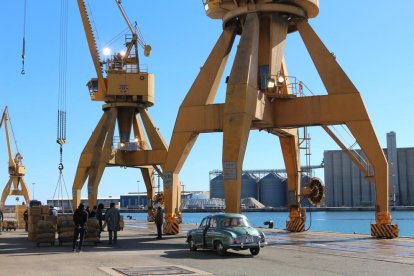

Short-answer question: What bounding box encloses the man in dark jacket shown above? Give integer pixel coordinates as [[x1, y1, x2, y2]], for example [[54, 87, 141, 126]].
[[0, 209, 3, 233], [73, 203, 88, 252], [23, 209, 29, 232], [96, 203, 104, 235], [154, 206, 164, 239]]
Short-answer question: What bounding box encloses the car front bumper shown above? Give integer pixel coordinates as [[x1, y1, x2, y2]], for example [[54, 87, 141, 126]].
[[228, 241, 267, 250]]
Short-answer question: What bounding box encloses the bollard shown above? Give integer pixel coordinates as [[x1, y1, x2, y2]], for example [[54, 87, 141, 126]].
[[264, 220, 274, 229]]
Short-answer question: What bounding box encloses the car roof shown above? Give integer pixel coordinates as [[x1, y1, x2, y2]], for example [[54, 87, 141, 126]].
[[206, 213, 247, 220]]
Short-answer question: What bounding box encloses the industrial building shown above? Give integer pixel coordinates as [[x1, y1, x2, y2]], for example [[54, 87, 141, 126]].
[[119, 191, 208, 211], [324, 132, 414, 207], [208, 132, 413, 208], [47, 197, 120, 211]]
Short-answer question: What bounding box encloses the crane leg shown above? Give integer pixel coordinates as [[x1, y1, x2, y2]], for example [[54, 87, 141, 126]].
[[280, 132, 304, 232], [19, 178, 31, 204], [296, 19, 398, 238], [87, 108, 117, 208], [222, 13, 259, 213], [162, 26, 236, 234], [140, 167, 155, 221], [72, 108, 116, 210], [1, 179, 13, 210]]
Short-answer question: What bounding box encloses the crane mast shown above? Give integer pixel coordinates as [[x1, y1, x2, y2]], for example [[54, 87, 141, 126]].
[[72, 1, 168, 222]]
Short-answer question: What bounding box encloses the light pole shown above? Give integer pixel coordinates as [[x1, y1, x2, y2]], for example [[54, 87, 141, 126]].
[[32, 183, 35, 200], [137, 180, 140, 207]]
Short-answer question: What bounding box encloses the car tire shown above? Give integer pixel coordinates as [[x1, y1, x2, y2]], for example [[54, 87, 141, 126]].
[[250, 247, 260, 256], [188, 237, 197, 251], [215, 241, 226, 256]]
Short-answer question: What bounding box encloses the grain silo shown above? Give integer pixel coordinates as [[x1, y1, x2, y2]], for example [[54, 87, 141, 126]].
[[210, 173, 224, 199], [241, 173, 258, 199], [259, 173, 287, 207]]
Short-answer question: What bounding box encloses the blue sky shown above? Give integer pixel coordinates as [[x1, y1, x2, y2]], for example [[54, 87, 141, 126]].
[[1, 1, 413, 205]]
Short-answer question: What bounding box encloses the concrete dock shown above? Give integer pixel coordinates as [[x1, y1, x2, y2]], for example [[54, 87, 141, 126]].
[[1, 220, 413, 275]]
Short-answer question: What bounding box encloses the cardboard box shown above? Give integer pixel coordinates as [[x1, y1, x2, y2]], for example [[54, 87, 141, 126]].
[[28, 223, 37, 233], [41, 205, 50, 215], [29, 207, 41, 216], [28, 215, 42, 224]]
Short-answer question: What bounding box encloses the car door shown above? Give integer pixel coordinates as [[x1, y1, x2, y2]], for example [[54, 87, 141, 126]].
[[195, 217, 209, 246], [205, 217, 217, 248]]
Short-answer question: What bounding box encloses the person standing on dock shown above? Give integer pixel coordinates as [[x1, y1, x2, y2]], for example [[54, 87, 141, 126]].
[[0, 209, 3, 233], [23, 208, 28, 232], [90, 205, 97, 218], [154, 206, 164, 239], [49, 205, 58, 216], [105, 202, 120, 245], [96, 203, 105, 235], [72, 203, 88, 253]]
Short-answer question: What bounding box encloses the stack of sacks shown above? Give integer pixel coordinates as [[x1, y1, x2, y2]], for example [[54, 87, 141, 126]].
[[28, 206, 42, 241], [41, 205, 50, 216], [85, 218, 100, 245], [15, 205, 26, 229], [35, 220, 56, 246], [57, 215, 74, 245]]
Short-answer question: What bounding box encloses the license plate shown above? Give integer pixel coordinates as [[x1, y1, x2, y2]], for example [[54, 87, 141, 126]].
[[245, 237, 253, 243]]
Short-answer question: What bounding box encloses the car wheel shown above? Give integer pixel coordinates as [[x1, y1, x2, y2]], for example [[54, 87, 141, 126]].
[[215, 241, 226, 256], [188, 237, 197, 251], [250, 247, 260, 256]]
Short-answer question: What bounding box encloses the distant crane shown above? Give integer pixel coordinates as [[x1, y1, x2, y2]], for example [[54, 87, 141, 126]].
[[0, 107, 30, 209]]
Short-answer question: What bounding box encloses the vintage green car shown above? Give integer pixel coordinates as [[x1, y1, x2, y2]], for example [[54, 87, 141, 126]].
[[186, 213, 267, 256]]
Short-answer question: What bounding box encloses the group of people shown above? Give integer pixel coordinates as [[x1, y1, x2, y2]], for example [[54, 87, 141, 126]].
[[2, 202, 164, 249], [72, 202, 120, 252]]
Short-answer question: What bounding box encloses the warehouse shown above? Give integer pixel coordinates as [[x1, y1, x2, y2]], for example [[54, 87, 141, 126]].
[[324, 132, 414, 207]]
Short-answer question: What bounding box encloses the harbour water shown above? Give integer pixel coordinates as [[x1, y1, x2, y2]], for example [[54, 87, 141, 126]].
[[124, 210, 414, 237]]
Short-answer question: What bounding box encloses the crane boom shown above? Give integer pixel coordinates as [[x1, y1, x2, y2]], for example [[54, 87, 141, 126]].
[[77, 0, 106, 99], [115, 0, 135, 35], [1, 108, 16, 169]]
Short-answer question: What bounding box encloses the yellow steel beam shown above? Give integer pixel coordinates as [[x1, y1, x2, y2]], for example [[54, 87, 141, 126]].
[[109, 150, 167, 166], [140, 109, 168, 151], [223, 13, 259, 213], [270, 93, 369, 127], [163, 26, 237, 221], [72, 108, 114, 209], [1, 179, 12, 209], [87, 108, 117, 207]]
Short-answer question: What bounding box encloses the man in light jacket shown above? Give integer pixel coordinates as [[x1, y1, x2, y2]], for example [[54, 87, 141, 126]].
[[105, 202, 120, 245]]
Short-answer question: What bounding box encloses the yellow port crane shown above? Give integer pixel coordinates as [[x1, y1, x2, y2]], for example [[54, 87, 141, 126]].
[[0, 107, 30, 209], [73, 0, 169, 221], [161, 0, 398, 238]]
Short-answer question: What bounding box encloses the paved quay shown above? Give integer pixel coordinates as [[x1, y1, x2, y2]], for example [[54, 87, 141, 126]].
[[1, 220, 414, 276]]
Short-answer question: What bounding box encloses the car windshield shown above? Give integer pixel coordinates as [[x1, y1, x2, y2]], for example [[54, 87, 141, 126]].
[[220, 217, 250, 227]]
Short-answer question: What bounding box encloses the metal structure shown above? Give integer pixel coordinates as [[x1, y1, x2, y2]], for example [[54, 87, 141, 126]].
[[0, 107, 30, 209], [73, 0, 168, 221], [162, 0, 398, 238]]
